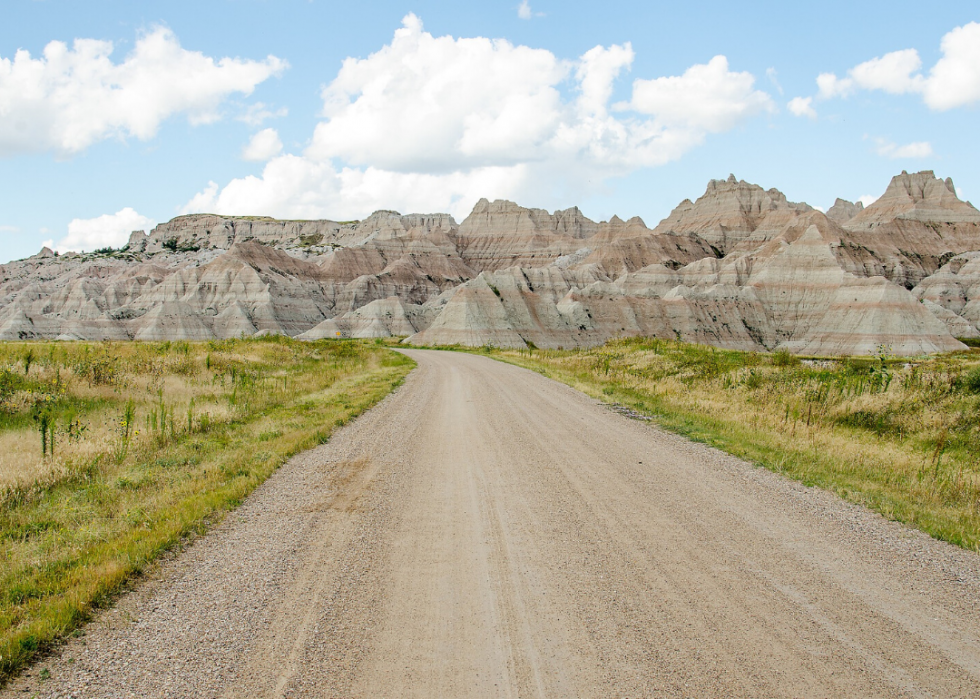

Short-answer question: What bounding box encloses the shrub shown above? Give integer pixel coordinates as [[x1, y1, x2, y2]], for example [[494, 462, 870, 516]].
[[771, 348, 800, 367], [963, 367, 980, 394]]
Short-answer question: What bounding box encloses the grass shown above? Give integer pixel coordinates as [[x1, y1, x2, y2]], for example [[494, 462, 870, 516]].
[[470, 338, 980, 553], [0, 337, 413, 684]]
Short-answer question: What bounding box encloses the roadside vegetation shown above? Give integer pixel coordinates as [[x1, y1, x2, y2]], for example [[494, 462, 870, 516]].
[[0, 337, 413, 683], [481, 338, 980, 553]]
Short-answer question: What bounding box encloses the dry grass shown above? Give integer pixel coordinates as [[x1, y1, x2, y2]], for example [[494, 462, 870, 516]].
[[482, 338, 980, 552], [0, 337, 413, 684]]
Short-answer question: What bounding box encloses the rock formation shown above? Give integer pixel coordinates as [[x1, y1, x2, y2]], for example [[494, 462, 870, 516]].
[[651, 174, 813, 255], [825, 198, 864, 224], [2, 170, 979, 355]]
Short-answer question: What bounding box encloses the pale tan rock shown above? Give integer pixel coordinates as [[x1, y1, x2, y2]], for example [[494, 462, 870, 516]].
[[921, 299, 980, 339], [339, 298, 419, 338], [825, 198, 864, 224], [583, 217, 717, 275], [3, 170, 979, 355], [296, 318, 343, 341], [455, 199, 601, 271], [0, 307, 38, 340], [133, 302, 215, 341], [652, 174, 812, 255], [784, 278, 965, 356], [127, 231, 149, 253], [408, 276, 528, 348], [846, 170, 980, 230], [213, 302, 259, 340], [913, 252, 980, 335]]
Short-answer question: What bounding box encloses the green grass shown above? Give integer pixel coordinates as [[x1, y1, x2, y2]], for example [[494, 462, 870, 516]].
[[471, 338, 980, 553], [0, 337, 413, 684]]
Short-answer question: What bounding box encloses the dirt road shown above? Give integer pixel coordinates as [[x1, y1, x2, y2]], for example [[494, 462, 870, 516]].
[[7, 349, 980, 697]]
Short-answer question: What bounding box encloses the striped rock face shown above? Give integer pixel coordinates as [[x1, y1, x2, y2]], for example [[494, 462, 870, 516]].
[[2, 171, 978, 356]]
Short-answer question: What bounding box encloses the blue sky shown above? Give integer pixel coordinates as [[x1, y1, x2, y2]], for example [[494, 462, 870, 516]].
[[1, 0, 978, 263]]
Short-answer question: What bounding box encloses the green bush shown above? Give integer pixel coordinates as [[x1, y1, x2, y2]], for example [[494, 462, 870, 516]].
[[771, 348, 800, 367], [963, 367, 980, 394]]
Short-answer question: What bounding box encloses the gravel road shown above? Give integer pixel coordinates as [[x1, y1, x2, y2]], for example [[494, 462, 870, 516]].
[[6, 349, 980, 697]]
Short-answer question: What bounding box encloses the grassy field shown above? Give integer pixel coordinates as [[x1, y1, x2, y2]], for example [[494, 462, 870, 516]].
[[478, 339, 980, 553], [0, 337, 413, 683]]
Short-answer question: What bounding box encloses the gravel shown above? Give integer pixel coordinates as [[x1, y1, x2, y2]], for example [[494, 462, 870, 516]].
[[5, 349, 980, 697]]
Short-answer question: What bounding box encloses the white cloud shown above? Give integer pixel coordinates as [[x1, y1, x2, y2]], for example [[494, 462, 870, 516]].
[[851, 49, 923, 94], [0, 224, 19, 233], [858, 195, 877, 208], [576, 43, 634, 116], [626, 55, 774, 133], [814, 22, 980, 110], [237, 102, 289, 126], [816, 72, 849, 99], [56, 207, 155, 253], [308, 14, 567, 173], [182, 157, 529, 222], [186, 15, 773, 221], [924, 22, 980, 110], [787, 96, 817, 118], [956, 186, 965, 200], [242, 128, 283, 161], [518, 0, 532, 19], [875, 139, 933, 159], [0, 27, 287, 157]]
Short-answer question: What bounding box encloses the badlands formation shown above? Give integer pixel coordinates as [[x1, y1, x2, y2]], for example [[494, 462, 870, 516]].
[[2, 170, 980, 356]]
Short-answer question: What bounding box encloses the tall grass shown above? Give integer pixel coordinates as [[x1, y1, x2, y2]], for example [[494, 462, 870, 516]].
[[491, 338, 980, 552], [0, 337, 413, 684]]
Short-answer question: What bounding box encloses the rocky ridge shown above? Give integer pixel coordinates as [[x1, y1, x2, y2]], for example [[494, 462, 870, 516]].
[[2, 170, 978, 355]]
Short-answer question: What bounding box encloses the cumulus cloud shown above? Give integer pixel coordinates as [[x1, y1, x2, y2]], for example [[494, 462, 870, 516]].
[[518, 1, 532, 19], [814, 22, 980, 110], [787, 96, 817, 118], [183, 157, 530, 222], [185, 14, 774, 221], [858, 195, 877, 208], [626, 55, 774, 132], [924, 22, 980, 110], [875, 139, 933, 159], [242, 128, 283, 161], [55, 208, 155, 253], [0, 27, 286, 157]]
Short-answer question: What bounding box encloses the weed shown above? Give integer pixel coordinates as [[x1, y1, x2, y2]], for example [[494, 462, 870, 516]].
[[962, 367, 980, 394], [0, 338, 414, 684], [771, 349, 799, 367]]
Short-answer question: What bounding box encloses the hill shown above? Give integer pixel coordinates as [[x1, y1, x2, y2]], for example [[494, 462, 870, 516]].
[[3, 170, 979, 355]]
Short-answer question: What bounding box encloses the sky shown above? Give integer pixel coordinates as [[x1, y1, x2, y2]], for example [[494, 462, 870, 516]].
[[1, 0, 978, 263]]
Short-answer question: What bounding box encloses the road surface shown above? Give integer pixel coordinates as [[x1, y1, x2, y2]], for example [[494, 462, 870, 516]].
[[7, 349, 980, 697]]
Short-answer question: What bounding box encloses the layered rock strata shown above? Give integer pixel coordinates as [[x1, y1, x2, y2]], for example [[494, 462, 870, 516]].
[[2, 171, 978, 356]]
